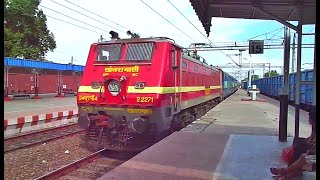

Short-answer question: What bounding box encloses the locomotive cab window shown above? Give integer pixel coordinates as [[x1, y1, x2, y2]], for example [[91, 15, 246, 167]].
[[96, 44, 121, 61], [125, 42, 154, 61]]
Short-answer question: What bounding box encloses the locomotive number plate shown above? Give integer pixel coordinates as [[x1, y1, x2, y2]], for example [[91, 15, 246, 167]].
[[137, 97, 154, 103]]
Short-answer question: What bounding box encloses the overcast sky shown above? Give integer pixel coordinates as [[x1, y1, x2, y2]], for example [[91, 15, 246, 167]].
[[39, 0, 315, 79]]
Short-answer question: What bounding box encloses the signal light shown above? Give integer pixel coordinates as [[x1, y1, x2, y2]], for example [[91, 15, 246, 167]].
[[91, 82, 101, 89]]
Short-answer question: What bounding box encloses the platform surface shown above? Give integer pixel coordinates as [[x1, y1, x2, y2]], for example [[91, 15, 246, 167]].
[[4, 96, 77, 119], [214, 134, 293, 180], [97, 89, 313, 180]]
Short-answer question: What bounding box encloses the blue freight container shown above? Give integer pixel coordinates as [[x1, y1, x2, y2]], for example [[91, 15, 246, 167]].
[[253, 70, 314, 107]]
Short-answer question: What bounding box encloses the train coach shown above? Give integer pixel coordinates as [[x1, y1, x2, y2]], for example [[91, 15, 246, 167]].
[[222, 71, 238, 99], [77, 34, 238, 151], [252, 69, 314, 111]]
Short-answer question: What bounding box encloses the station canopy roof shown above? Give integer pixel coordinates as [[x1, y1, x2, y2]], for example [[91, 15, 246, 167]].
[[189, 0, 316, 36]]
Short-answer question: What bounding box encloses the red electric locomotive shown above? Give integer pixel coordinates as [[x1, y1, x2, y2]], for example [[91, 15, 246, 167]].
[[78, 34, 223, 151]]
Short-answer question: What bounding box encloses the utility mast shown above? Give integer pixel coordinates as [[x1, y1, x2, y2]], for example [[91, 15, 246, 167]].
[[71, 56, 78, 64], [291, 33, 296, 73], [98, 35, 105, 42]]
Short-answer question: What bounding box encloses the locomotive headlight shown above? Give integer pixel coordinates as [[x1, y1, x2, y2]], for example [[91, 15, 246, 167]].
[[108, 80, 121, 96]]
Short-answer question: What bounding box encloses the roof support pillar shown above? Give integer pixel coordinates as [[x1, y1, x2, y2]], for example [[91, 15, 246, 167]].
[[294, 7, 303, 138], [32, 69, 42, 99], [312, 23, 316, 107], [4, 67, 9, 97], [4, 67, 12, 101], [77, 72, 82, 91], [254, 7, 298, 31], [279, 26, 290, 142], [55, 71, 64, 97]]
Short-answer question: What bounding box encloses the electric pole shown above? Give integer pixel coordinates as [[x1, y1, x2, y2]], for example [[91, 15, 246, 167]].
[[291, 33, 296, 73], [71, 56, 74, 64], [269, 63, 271, 77]]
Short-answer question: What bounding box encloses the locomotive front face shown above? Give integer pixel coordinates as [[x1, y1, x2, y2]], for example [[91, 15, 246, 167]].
[[77, 40, 164, 151]]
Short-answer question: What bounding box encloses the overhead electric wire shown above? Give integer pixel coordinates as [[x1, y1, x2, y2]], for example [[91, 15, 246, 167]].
[[267, 27, 284, 40], [166, 0, 240, 66], [166, 0, 208, 41], [48, 0, 125, 33], [248, 27, 284, 40], [139, 0, 196, 42], [40, 5, 109, 34], [46, 15, 108, 36], [203, 38, 284, 44], [306, 27, 315, 33], [64, 0, 130, 31], [303, 27, 315, 44]]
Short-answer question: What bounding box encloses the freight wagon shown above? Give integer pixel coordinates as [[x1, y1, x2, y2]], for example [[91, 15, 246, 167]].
[[7, 67, 81, 94], [252, 69, 314, 111], [4, 58, 84, 96]]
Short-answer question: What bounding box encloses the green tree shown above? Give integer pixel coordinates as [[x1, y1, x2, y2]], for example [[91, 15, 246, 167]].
[[264, 70, 279, 77], [4, 0, 56, 60], [251, 75, 260, 81]]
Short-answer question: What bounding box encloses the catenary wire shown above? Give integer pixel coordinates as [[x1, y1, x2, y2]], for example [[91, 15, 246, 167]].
[[40, 5, 110, 34], [48, 0, 125, 33], [64, 0, 130, 31], [166, 0, 240, 66], [139, 0, 196, 42], [46, 15, 109, 36]]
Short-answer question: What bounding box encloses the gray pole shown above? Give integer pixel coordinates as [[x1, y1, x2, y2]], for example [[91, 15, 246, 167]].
[[294, 7, 303, 138], [4, 67, 9, 97], [248, 60, 252, 88], [291, 33, 296, 73], [279, 26, 290, 142], [34, 71, 40, 97], [312, 24, 316, 107], [71, 56, 74, 64], [269, 63, 271, 77]]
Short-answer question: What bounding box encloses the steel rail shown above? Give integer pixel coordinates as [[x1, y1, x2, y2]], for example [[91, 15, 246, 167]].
[[4, 124, 85, 153], [35, 148, 107, 180]]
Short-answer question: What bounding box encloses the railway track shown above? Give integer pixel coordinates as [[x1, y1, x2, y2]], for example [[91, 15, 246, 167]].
[[4, 124, 85, 153], [35, 149, 134, 180]]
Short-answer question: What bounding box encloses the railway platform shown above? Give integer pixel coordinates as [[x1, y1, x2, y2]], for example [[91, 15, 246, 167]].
[[4, 96, 79, 137], [4, 96, 77, 120], [98, 89, 315, 180]]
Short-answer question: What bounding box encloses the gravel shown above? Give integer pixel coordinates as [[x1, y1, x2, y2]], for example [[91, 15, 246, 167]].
[[58, 157, 126, 180], [4, 126, 82, 152], [4, 134, 93, 180]]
